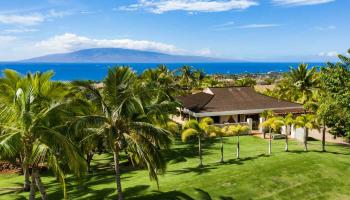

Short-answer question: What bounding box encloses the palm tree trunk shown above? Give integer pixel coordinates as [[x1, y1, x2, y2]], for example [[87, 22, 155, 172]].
[[236, 134, 240, 159], [113, 145, 124, 200], [220, 136, 224, 163], [304, 128, 308, 151], [198, 136, 203, 167], [29, 171, 36, 200], [23, 162, 31, 191], [285, 125, 288, 152], [322, 121, 326, 152], [33, 168, 47, 200], [268, 128, 272, 155], [86, 152, 94, 173], [23, 139, 32, 191]]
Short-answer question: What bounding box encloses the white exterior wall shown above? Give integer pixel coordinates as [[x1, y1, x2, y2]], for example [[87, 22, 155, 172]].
[[246, 118, 253, 134], [281, 126, 291, 135], [259, 117, 265, 133], [291, 125, 304, 141]]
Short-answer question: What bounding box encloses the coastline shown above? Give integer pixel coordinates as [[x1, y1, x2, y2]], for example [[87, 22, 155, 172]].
[[0, 62, 324, 81]]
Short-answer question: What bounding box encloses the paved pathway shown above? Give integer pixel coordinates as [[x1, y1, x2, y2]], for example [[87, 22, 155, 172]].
[[309, 129, 350, 146]]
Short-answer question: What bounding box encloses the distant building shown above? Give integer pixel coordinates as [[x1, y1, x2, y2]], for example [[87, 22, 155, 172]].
[[177, 87, 304, 130]]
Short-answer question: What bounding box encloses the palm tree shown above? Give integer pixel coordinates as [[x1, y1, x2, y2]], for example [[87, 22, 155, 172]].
[[181, 117, 214, 167], [74, 67, 172, 200], [260, 117, 283, 155], [276, 64, 318, 103], [260, 110, 275, 138], [192, 69, 206, 89], [0, 70, 86, 199], [278, 114, 294, 152], [295, 114, 319, 151], [177, 65, 194, 92], [224, 124, 249, 159], [209, 125, 226, 163], [141, 65, 180, 101]]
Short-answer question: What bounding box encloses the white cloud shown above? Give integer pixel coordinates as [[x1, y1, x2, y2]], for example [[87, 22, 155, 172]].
[[47, 9, 73, 18], [3, 28, 39, 33], [195, 48, 212, 55], [238, 24, 280, 28], [35, 33, 186, 55], [213, 21, 235, 30], [119, 0, 258, 14], [318, 51, 339, 57], [0, 9, 73, 26], [314, 25, 336, 31], [272, 0, 335, 6], [0, 35, 16, 45], [0, 13, 44, 26]]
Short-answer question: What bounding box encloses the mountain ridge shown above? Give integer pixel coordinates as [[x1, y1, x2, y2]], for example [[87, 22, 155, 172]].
[[22, 48, 231, 63]]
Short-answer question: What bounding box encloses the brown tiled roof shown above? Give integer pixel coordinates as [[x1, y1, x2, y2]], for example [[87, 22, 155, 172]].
[[177, 92, 213, 112], [178, 87, 302, 113]]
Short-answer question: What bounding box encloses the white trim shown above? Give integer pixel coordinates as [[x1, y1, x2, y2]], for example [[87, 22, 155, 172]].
[[182, 106, 304, 118]]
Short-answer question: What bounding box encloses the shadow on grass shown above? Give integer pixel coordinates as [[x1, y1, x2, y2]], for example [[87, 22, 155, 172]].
[[163, 139, 216, 164], [128, 188, 235, 200], [169, 165, 217, 175], [286, 149, 350, 156], [220, 154, 269, 166], [128, 190, 195, 200]]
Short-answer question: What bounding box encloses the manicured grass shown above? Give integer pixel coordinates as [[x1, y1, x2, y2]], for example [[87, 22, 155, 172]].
[[1, 136, 350, 199]]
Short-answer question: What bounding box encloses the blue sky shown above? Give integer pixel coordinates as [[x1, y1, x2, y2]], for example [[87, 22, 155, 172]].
[[0, 0, 349, 61]]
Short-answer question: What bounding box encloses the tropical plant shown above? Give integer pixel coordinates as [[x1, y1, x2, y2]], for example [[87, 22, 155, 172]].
[[141, 65, 180, 100], [234, 77, 257, 87], [177, 65, 194, 92], [209, 125, 227, 163], [275, 64, 318, 103], [279, 114, 294, 152], [318, 50, 350, 141], [0, 70, 86, 200], [181, 117, 214, 167], [260, 117, 284, 155], [73, 67, 173, 200], [260, 110, 275, 138], [223, 124, 249, 159], [295, 114, 319, 151]]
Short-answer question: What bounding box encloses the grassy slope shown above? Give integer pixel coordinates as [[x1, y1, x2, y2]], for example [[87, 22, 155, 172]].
[[1, 136, 350, 200]]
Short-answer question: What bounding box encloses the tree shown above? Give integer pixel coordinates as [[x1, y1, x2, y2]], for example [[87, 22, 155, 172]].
[[140, 65, 180, 101], [260, 117, 283, 155], [260, 110, 275, 138], [275, 64, 318, 103], [226, 124, 250, 159], [234, 77, 257, 87], [0, 70, 86, 199], [177, 65, 194, 92], [295, 114, 319, 151], [209, 126, 227, 163], [74, 67, 173, 200], [278, 114, 294, 152], [318, 50, 350, 142], [181, 117, 214, 167], [192, 69, 206, 89]]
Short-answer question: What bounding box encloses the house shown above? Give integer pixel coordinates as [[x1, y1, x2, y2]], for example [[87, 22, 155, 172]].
[[177, 87, 305, 131]]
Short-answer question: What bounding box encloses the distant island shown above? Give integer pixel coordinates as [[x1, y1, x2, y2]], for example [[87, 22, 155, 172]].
[[21, 48, 231, 63]]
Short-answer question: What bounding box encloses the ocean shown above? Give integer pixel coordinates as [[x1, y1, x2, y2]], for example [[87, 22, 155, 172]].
[[0, 62, 324, 81]]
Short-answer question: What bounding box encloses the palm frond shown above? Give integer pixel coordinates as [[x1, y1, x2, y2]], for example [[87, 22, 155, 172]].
[[181, 128, 199, 142]]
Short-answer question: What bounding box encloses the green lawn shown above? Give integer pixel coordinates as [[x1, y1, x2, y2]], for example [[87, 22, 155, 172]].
[[1, 136, 350, 200]]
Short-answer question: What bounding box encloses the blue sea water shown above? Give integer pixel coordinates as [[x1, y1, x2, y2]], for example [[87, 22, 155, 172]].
[[0, 62, 324, 81]]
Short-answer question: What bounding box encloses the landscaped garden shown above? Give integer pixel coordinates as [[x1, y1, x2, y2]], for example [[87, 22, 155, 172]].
[[1, 135, 350, 200]]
